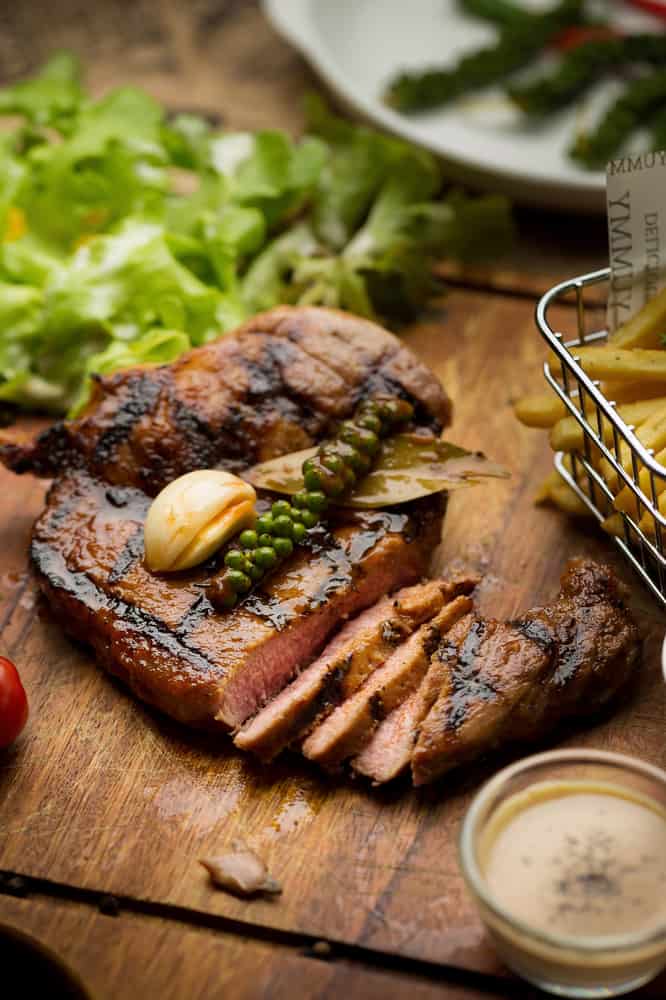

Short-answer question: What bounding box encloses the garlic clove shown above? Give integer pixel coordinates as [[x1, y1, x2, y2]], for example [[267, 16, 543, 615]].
[[144, 470, 256, 572], [170, 497, 256, 571]]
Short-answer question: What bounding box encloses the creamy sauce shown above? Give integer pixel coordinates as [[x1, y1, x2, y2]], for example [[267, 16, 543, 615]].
[[479, 780, 666, 940]]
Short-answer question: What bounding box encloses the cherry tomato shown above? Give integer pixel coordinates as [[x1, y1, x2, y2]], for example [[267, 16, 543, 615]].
[[0, 656, 28, 748]]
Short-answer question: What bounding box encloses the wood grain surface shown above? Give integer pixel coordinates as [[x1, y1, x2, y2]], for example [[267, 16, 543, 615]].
[[0, 896, 525, 1000], [0, 3, 662, 997], [0, 288, 664, 999]]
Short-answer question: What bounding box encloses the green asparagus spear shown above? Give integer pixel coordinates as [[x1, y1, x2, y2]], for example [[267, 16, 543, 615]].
[[510, 35, 666, 117], [384, 0, 584, 112], [571, 71, 666, 169], [458, 0, 530, 28]]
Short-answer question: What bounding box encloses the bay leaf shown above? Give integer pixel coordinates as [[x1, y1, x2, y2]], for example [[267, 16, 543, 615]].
[[244, 433, 509, 509]]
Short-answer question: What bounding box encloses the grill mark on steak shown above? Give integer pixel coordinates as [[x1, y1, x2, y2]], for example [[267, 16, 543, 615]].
[[510, 617, 554, 652], [108, 527, 145, 585], [438, 619, 499, 732], [411, 559, 641, 787], [92, 373, 163, 469], [176, 594, 215, 638], [0, 307, 451, 490], [31, 537, 218, 677]]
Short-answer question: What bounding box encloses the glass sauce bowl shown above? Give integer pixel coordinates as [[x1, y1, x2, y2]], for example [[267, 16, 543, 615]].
[[459, 749, 666, 998]]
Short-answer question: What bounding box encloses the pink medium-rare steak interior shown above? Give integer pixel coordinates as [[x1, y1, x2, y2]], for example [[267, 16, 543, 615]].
[[302, 595, 473, 768], [235, 577, 478, 760]]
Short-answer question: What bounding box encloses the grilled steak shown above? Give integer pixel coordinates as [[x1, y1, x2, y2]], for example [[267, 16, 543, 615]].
[[33, 474, 444, 729], [235, 577, 477, 761], [0, 302, 642, 789], [302, 596, 473, 768], [411, 559, 641, 786], [0, 306, 451, 492], [0, 307, 453, 732]]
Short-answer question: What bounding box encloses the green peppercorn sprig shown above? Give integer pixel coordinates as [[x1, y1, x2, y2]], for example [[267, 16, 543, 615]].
[[207, 395, 415, 610]]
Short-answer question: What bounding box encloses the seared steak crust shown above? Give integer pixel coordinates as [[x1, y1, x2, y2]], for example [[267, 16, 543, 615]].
[[411, 559, 641, 786], [1, 307, 451, 492]]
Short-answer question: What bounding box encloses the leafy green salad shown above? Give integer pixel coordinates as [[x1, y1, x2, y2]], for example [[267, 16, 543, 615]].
[[0, 53, 512, 416]]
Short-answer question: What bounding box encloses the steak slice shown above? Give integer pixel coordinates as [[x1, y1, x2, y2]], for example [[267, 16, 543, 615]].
[[301, 596, 473, 769], [351, 653, 445, 784], [32, 474, 445, 730], [0, 306, 451, 492], [411, 559, 642, 787], [235, 577, 477, 761], [411, 614, 555, 786]]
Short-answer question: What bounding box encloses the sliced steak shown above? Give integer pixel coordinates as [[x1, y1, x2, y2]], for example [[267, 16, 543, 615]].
[[411, 559, 641, 787], [235, 577, 477, 761], [0, 306, 451, 491], [302, 596, 473, 769], [32, 474, 445, 730], [411, 614, 555, 786]]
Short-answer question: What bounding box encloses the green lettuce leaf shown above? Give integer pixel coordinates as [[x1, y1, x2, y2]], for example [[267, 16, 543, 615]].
[[210, 130, 327, 228], [0, 52, 82, 129], [305, 92, 440, 249], [18, 87, 168, 247], [0, 283, 44, 378], [0, 55, 514, 417], [43, 220, 225, 345]]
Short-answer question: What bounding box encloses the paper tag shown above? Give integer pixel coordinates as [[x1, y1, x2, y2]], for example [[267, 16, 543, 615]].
[[606, 152, 666, 332]]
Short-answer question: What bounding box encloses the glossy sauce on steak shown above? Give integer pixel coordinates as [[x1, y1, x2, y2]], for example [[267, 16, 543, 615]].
[[34, 474, 444, 728]]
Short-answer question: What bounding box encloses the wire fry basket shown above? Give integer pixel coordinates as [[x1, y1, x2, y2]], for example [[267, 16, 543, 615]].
[[536, 266, 666, 608]]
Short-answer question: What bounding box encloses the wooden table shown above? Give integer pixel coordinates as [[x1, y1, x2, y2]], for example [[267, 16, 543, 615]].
[[0, 4, 665, 998]]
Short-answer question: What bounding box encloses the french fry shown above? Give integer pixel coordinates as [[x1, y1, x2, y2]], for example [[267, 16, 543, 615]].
[[548, 478, 591, 517], [599, 380, 666, 403], [514, 392, 566, 428], [535, 467, 591, 517], [638, 499, 666, 537], [610, 284, 666, 349], [574, 347, 666, 383], [549, 398, 666, 453], [602, 513, 625, 537], [613, 445, 666, 517], [599, 403, 666, 495]]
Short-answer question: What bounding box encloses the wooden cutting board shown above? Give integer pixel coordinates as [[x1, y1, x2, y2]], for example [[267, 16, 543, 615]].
[[1, 286, 664, 993]]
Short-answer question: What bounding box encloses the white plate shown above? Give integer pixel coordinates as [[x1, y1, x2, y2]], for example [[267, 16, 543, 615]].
[[263, 0, 661, 213]]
